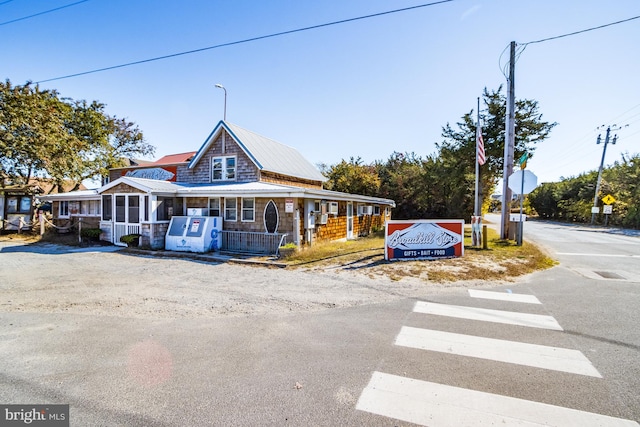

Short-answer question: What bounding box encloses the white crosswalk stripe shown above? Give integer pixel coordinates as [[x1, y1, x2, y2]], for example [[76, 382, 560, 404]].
[[468, 289, 541, 304], [414, 301, 563, 330], [395, 326, 602, 377], [357, 372, 638, 427], [357, 290, 640, 426]]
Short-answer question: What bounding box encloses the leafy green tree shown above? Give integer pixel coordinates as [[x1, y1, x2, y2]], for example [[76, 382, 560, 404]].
[[528, 154, 640, 229], [0, 80, 154, 191], [527, 182, 558, 219], [320, 157, 380, 196], [376, 152, 430, 219], [601, 153, 640, 228], [0, 82, 69, 186], [436, 87, 557, 218]]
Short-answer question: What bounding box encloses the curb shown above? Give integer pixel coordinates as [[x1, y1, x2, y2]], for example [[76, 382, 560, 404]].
[[122, 248, 289, 268]]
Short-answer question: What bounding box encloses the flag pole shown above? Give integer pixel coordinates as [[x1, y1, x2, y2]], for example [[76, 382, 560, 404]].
[[473, 97, 482, 247], [474, 96, 480, 217]]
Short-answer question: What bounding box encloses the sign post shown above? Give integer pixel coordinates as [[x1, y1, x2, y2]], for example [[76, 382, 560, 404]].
[[602, 194, 615, 226], [507, 169, 537, 246]]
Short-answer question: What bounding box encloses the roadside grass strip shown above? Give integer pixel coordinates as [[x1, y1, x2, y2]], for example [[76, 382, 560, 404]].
[[356, 372, 639, 427], [468, 289, 541, 304], [414, 301, 563, 330], [395, 326, 601, 377]]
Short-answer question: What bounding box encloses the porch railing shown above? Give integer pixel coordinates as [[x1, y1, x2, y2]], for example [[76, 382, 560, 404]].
[[114, 223, 141, 247], [221, 231, 287, 255]]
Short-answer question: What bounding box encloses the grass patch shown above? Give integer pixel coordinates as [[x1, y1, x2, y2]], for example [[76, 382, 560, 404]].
[[285, 231, 386, 265], [286, 226, 556, 282]]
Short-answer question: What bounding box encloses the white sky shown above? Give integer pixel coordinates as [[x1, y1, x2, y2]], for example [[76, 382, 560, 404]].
[[3, 0, 639, 186]]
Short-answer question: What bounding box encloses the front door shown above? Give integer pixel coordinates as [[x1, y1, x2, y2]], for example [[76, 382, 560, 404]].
[[113, 194, 142, 246], [347, 202, 353, 239]]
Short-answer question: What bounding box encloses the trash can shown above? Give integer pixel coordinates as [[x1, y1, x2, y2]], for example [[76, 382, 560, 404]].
[[509, 214, 526, 244]]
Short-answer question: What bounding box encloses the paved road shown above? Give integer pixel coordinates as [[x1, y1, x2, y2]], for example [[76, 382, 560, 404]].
[[355, 217, 639, 425], [1, 220, 639, 426]]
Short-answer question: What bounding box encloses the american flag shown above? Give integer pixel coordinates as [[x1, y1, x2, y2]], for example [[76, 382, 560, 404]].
[[476, 122, 486, 165]]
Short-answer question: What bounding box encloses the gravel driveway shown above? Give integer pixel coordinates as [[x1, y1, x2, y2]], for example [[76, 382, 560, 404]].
[[0, 240, 483, 320]]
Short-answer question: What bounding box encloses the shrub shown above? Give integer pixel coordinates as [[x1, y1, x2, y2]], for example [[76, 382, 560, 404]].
[[120, 234, 141, 245], [80, 228, 102, 240]]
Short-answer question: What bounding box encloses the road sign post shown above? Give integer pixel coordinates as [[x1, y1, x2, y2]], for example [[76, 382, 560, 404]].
[[602, 194, 615, 226], [507, 170, 538, 246]]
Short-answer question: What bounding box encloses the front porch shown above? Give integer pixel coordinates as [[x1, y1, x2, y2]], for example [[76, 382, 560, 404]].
[[100, 220, 288, 255]]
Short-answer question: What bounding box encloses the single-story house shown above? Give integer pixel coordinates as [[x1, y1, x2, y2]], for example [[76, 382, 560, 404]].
[[42, 121, 396, 253]]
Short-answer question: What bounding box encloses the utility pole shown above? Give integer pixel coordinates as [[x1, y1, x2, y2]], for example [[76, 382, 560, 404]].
[[501, 41, 516, 239], [591, 126, 620, 224]]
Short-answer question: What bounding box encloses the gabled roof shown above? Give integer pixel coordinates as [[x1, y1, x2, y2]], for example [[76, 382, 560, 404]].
[[98, 176, 181, 194], [189, 121, 326, 183]]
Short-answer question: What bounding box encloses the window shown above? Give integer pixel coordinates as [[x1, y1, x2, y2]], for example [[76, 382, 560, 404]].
[[209, 198, 221, 217], [328, 202, 339, 215], [144, 196, 149, 222], [224, 198, 237, 221], [79, 200, 100, 216], [157, 197, 174, 221], [374, 205, 381, 216], [102, 195, 112, 220], [7, 197, 18, 214], [115, 196, 126, 222], [128, 196, 140, 223], [242, 198, 255, 222], [212, 156, 236, 181], [59, 201, 69, 218], [20, 197, 31, 213]]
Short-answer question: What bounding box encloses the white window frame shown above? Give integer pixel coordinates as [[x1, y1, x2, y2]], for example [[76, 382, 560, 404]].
[[373, 205, 381, 216], [328, 201, 339, 215], [59, 201, 70, 218], [224, 197, 237, 222], [241, 197, 255, 222], [102, 195, 113, 221], [209, 198, 221, 217], [79, 200, 101, 216], [114, 194, 141, 223], [211, 155, 237, 181]]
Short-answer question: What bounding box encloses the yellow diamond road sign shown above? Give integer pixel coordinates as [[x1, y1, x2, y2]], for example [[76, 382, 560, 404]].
[[602, 194, 616, 205]]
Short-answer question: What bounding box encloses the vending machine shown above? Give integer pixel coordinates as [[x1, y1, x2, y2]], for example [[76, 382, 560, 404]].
[[165, 216, 222, 253]]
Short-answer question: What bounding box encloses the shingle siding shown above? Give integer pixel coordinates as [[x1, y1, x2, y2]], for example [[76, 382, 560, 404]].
[[177, 131, 259, 183]]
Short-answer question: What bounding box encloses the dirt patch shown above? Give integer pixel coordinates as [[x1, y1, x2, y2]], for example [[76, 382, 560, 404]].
[[0, 240, 508, 320]]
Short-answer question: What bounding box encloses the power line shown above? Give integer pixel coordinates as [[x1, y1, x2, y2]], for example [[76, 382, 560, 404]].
[[0, 0, 17, 6], [0, 0, 90, 26], [35, 0, 454, 84], [521, 14, 640, 45]]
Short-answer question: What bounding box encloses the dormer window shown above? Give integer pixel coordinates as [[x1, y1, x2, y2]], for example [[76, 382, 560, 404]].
[[212, 156, 236, 181]]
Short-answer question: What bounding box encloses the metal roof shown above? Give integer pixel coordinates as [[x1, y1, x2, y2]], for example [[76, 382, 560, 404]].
[[154, 152, 196, 164], [54, 177, 394, 207], [39, 189, 99, 201], [189, 121, 326, 183]]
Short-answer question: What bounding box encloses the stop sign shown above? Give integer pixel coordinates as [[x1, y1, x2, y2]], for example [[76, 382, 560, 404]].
[[508, 170, 538, 195]]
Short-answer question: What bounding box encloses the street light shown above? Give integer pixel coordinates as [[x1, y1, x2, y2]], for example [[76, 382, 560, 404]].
[[214, 84, 227, 121]]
